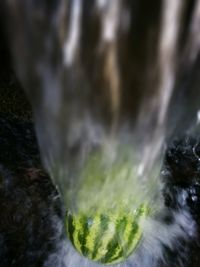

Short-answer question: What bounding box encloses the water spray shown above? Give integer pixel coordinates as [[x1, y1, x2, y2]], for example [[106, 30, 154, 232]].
[[3, 0, 200, 266]]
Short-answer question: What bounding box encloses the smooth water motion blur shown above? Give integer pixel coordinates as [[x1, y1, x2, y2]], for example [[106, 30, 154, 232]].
[[3, 0, 200, 266]]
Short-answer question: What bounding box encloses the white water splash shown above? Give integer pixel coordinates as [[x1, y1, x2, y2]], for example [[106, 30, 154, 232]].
[[186, 0, 200, 63], [64, 0, 82, 66], [137, 0, 184, 178], [98, 0, 120, 43], [158, 0, 183, 125], [43, 208, 196, 267]]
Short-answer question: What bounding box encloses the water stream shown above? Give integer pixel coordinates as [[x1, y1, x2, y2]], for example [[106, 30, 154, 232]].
[[4, 0, 200, 266]]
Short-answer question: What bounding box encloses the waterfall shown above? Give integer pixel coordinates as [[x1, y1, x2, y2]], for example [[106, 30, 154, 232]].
[[3, 0, 200, 266]]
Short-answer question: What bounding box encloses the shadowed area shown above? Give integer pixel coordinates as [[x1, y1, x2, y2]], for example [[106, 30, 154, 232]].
[[0, 16, 66, 267]]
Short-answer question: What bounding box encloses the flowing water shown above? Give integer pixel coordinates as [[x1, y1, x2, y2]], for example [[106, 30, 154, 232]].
[[3, 0, 200, 266]]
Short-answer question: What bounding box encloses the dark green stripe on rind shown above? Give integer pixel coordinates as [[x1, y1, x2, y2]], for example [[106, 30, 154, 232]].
[[125, 204, 150, 256], [126, 219, 140, 256], [78, 215, 91, 256], [92, 214, 109, 260], [101, 216, 127, 264]]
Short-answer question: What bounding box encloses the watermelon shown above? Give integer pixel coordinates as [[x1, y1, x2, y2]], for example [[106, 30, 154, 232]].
[[65, 151, 152, 264], [66, 204, 149, 264]]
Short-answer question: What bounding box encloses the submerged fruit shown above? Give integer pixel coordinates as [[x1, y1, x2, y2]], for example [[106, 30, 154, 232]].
[[66, 204, 149, 265], [65, 151, 153, 264]]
